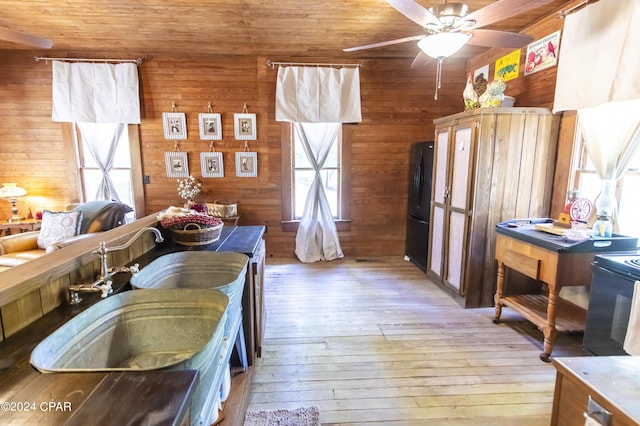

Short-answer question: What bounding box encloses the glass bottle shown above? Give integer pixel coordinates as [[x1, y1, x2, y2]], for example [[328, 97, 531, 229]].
[[592, 178, 616, 238], [592, 215, 613, 238]]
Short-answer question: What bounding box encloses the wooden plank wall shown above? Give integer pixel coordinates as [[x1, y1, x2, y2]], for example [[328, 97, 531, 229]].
[[0, 51, 467, 258]]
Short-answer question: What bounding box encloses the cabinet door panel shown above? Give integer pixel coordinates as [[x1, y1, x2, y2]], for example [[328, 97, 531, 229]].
[[450, 126, 473, 210], [429, 205, 445, 279], [446, 211, 466, 291], [433, 130, 449, 205]]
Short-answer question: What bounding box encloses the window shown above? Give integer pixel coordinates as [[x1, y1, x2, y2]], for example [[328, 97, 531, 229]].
[[70, 123, 143, 220], [281, 123, 351, 231], [569, 124, 640, 238]]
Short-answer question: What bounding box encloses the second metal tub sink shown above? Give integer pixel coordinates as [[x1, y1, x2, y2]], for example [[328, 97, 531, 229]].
[[130, 251, 248, 338]]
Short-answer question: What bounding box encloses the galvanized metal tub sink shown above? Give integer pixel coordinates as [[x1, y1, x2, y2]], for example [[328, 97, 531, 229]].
[[129, 251, 248, 339], [30, 288, 228, 426]]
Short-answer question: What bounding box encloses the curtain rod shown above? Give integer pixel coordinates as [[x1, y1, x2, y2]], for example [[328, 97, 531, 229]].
[[266, 60, 362, 69], [34, 56, 143, 65], [557, 0, 598, 18]]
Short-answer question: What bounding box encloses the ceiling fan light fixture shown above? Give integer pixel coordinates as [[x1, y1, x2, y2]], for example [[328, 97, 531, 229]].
[[418, 32, 471, 59]]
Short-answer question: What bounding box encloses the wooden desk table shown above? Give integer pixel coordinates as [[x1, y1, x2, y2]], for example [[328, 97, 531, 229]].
[[492, 219, 637, 362], [0, 219, 41, 236]]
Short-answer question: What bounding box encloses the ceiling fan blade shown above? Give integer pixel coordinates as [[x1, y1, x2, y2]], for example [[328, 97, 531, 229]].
[[466, 29, 534, 49], [386, 0, 442, 29], [0, 27, 53, 49], [343, 35, 426, 52], [464, 0, 557, 29], [410, 50, 433, 69]]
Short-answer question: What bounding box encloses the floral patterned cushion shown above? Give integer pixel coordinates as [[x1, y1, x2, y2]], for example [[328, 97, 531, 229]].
[[37, 210, 83, 249]]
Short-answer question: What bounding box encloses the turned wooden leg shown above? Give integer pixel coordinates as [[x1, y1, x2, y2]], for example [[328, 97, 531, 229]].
[[540, 286, 559, 362], [493, 261, 505, 324]]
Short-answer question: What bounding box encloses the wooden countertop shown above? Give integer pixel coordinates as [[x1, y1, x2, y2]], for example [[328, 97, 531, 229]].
[[552, 356, 640, 423], [0, 225, 267, 425]]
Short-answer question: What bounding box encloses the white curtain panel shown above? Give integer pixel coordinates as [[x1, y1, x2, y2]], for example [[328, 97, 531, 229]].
[[553, 0, 640, 112], [52, 61, 141, 124], [578, 99, 640, 180], [294, 123, 344, 263], [275, 66, 362, 123], [76, 122, 126, 202]]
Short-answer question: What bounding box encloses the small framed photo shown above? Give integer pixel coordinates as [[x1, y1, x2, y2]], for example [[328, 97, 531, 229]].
[[201, 152, 224, 178], [162, 112, 187, 140], [199, 113, 222, 140], [235, 151, 257, 177], [234, 113, 257, 140], [165, 151, 189, 178]]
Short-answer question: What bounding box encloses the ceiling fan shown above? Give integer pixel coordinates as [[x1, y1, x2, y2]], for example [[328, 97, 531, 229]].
[[344, 0, 556, 98], [0, 26, 53, 49]]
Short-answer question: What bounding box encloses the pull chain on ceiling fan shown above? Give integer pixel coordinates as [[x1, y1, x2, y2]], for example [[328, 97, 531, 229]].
[[343, 0, 557, 99]]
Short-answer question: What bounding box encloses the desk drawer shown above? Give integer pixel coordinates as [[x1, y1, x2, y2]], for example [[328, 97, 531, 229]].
[[502, 248, 540, 280]]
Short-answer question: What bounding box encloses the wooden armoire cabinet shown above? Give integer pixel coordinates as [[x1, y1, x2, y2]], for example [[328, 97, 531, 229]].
[[427, 107, 560, 307]]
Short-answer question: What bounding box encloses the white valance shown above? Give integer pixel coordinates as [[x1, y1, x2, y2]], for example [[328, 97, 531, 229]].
[[553, 0, 640, 112], [52, 61, 141, 124], [275, 66, 362, 123]]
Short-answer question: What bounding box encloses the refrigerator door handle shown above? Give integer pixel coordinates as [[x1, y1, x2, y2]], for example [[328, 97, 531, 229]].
[[414, 152, 425, 206], [409, 214, 428, 224]]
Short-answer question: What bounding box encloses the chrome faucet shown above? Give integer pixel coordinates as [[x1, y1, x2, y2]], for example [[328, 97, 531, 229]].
[[69, 227, 164, 304]]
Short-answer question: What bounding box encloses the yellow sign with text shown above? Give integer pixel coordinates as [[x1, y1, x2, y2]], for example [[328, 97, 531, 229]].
[[494, 50, 521, 82]]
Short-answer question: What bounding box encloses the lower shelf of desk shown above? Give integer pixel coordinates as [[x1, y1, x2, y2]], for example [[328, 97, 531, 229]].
[[500, 294, 586, 332]]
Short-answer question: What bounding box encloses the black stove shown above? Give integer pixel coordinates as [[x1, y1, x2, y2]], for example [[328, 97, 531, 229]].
[[585, 250, 640, 355], [592, 252, 640, 279]]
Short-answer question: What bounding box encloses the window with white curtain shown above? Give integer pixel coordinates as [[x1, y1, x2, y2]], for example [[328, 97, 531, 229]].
[[281, 122, 351, 229], [73, 123, 136, 219], [293, 124, 341, 218], [569, 122, 640, 238]]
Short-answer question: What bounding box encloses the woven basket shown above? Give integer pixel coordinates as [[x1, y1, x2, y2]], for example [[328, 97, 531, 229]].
[[170, 222, 223, 246]]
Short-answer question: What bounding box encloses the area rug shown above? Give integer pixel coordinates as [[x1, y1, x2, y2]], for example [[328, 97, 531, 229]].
[[243, 405, 320, 426]]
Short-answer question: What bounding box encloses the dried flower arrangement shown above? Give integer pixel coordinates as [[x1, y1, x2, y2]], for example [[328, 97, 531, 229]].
[[177, 175, 201, 200]]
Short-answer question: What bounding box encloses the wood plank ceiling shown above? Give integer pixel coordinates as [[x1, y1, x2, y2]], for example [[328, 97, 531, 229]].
[[0, 0, 571, 59]]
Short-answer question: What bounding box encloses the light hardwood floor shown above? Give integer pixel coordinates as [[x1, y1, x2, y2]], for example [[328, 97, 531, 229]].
[[242, 256, 587, 425]]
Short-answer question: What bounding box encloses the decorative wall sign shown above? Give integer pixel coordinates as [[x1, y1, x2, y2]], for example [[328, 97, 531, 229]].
[[201, 151, 224, 178], [199, 113, 222, 140], [524, 31, 560, 76], [473, 64, 489, 97], [494, 50, 521, 82], [165, 151, 189, 177], [235, 151, 257, 177], [162, 112, 187, 140]]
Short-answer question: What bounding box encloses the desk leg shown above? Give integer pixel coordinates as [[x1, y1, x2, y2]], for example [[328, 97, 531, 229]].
[[540, 288, 559, 363], [492, 261, 505, 324]]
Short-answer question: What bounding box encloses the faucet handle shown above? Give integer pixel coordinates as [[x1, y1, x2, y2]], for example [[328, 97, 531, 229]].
[[100, 280, 113, 298], [129, 263, 140, 275]]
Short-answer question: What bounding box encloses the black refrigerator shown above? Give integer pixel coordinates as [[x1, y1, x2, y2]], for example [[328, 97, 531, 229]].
[[405, 141, 434, 271]]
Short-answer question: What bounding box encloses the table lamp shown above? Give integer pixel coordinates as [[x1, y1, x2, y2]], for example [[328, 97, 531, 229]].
[[0, 183, 27, 222]]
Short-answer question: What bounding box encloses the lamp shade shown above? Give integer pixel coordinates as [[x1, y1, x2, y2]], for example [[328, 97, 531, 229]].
[[418, 32, 471, 59], [0, 183, 27, 199]]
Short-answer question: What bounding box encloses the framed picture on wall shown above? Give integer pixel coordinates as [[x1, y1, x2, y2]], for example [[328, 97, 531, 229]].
[[162, 112, 187, 140], [200, 152, 224, 178], [164, 151, 189, 178], [234, 113, 257, 140], [198, 113, 222, 140], [235, 151, 257, 177]]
